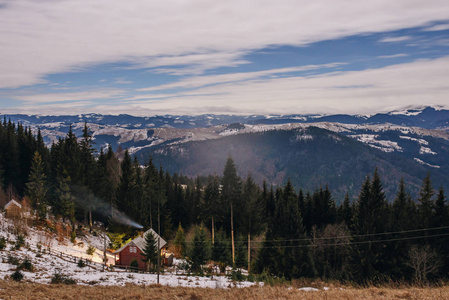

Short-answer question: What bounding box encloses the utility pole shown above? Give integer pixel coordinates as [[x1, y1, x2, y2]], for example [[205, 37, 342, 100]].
[[157, 199, 160, 284], [103, 230, 106, 272]]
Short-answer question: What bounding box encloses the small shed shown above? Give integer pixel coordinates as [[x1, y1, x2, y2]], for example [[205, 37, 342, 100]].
[[113, 228, 166, 270], [4, 199, 22, 218]]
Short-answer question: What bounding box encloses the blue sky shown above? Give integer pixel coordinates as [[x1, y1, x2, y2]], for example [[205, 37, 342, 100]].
[[1, 0, 449, 116]]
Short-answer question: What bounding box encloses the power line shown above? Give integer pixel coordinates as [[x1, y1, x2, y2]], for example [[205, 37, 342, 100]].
[[165, 225, 449, 244], [196, 232, 449, 250]]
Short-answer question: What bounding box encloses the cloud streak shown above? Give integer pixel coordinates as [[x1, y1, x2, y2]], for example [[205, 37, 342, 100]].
[[6, 57, 449, 116], [1, 0, 449, 89]]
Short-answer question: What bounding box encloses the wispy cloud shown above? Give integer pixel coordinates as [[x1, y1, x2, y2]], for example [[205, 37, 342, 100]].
[[114, 78, 133, 84], [379, 36, 411, 43], [377, 53, 408, 59], [138, 63, 346, 92], [1, 1, 449, 89], [12, 89, 125, 103], [423, 23, 449, 31], [8, 56, 448, 116]]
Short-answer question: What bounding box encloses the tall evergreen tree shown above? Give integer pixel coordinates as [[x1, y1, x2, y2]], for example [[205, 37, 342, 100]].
[[241, 174, 264, 272], [189, 224, 211, 273], [141, 231, 158, 271], [26, 152, 48, 220], [417, 174, 435, 230], [351, 169, 389, 282], [221, 155, 242, 266], [203, 175, 222, 244]]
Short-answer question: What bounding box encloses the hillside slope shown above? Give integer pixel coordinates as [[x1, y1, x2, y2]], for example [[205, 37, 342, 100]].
[[138, 127, 449, 201]]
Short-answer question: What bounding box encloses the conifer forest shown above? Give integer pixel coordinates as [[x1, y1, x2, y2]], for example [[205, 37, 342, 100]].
[[2, 118, 449, 284]]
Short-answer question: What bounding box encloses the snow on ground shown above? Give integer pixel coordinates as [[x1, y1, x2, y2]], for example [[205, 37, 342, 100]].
[[414, 158, 440, 168], [351, 134, 403, 153], [419, 146, 437, 155], [399, 135, 429, 145], [0, 213, 259, 288]]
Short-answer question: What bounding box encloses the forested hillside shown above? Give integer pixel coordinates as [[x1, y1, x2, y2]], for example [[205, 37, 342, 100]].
[[1, 119, 449, 283], [140, 127, 449, 201]]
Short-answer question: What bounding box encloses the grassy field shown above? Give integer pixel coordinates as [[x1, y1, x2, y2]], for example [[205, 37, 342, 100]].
[[1, 281, 449, 300]]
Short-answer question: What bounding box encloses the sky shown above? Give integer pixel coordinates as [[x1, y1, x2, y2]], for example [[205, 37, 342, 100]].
[[1, 0, 449, 116]]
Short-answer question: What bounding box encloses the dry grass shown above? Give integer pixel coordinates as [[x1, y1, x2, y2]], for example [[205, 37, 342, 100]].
[[1, 280, 449, 300]]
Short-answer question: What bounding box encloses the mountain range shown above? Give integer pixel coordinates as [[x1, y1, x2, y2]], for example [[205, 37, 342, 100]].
[[3, 106, 449, 201]]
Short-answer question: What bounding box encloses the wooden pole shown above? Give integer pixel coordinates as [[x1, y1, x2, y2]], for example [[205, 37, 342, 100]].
[[248, 231, 251, 273], [231, 202, 235, 267], [157, 200, 160, 284]]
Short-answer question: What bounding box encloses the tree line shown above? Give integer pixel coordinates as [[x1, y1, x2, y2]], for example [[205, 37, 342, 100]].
[[1, 119, 449, 283]]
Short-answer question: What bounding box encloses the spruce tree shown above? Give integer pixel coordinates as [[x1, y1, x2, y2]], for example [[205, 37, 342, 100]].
[[141, 230, 158, 271], [212, 230, 231, 268], [26, 152, 47, 220], [418, 174, 435, 228], [173, 223, 187, 257], [221, 155, 241, 266], [241, 174, 264, 272], [203, 175, 222, 244], [189, 224, 211, 273]]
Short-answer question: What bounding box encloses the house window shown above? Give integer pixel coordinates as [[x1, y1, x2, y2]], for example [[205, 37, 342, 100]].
[[129, 246, 137, 253]]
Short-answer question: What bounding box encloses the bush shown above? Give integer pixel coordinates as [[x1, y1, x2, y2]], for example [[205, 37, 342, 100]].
[[229, 269, 245, 282], [257, 270, 287, 286], [7, 254, 20, 265], [51, 269, 76, 285], [130, 259, 139, 270], [77, 259, 86, 268], [11, 270, 24, 282], [0, 237, 6, 250], [177, 260, 192, 273], [86, 245, 96, 257], [15, 235, 25, 250], [19, 257, 34, 271]]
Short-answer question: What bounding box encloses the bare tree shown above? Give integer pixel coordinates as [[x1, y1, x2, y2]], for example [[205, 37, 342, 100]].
[[406, 244, 441, 284]]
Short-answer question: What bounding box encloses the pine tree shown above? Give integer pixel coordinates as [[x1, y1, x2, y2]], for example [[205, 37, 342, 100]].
[[221, 155, 242, 266], [189, 224, 211, 273], [141, 230, 158, 271], [116, 149, 133, 215], [418, 174, 435, 230], [337, 192, 353, 228], [351, 169, 388, 282], [173, 223, 187, 257], [212, 230, 231, 268], [203, 175, 222, 244], [257, 180, 316, 279], [26, 152, 47, 220], [241, 174, 264, 272], [433, 187, 449, 275], [235, 234, 247, 269], [56, 168, 75, 224]]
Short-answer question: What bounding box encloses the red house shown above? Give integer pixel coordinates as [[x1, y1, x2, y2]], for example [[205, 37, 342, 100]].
[[113, 228, 166, 270]]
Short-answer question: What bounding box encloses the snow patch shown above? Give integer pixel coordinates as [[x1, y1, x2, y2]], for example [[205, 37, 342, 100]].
[[298, 287, 320, 291], [419, 146, 437, 155], [351, 134, 403, 152], [399, 136, 429, 145], [414, 158, 440, 168]]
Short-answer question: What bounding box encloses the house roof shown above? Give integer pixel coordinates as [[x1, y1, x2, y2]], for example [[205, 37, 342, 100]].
[[4, 199, 22, 209], [113, 228, 166, 254]]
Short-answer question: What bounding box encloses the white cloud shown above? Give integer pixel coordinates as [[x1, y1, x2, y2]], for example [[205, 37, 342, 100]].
[[377, 53, 408, 59], [1, 0, 449, 88], [138, 63, 345, 92], [7, 57, 449, 116], [12, 89, 125, 103], [379, 36, 411, 43], [423, 23, 449, 31]]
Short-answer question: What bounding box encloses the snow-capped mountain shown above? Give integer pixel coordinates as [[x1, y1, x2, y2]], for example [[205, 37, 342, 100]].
[[2, 106, 449, 200]]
